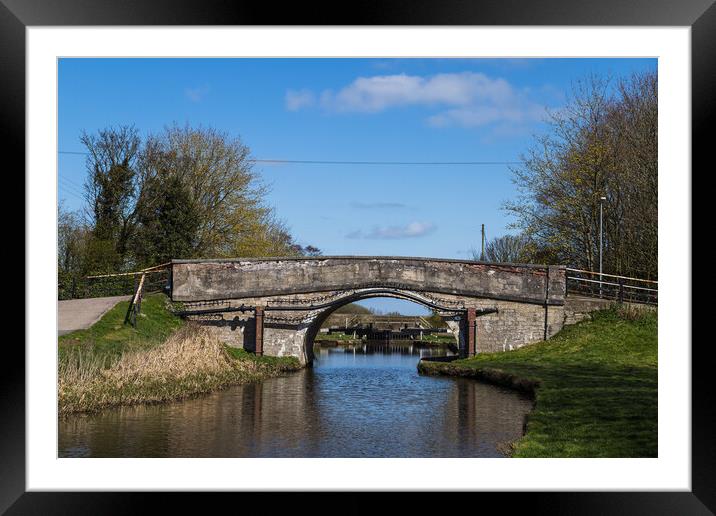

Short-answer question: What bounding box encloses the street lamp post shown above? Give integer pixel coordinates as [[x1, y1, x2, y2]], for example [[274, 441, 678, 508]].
[[599, 196, 606, 297]]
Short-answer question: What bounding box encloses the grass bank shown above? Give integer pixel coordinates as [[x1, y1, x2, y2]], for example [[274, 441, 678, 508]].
[[419, 333, 456, 345], [59, 294, 301, 415], [418, 307, 657, 457], [314, 331, 360, 342]]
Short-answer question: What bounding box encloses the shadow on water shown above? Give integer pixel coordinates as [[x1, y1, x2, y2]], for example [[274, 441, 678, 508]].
[[59, 341, 533, 458]]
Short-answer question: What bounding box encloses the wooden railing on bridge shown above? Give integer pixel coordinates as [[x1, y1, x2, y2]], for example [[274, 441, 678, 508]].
[[60, 262, 171, 301], [80, 263, 171, 327], [565, 268, 658, 305], [122, 263, 171, 327]]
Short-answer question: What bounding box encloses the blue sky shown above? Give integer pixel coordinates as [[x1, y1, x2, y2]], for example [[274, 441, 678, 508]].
[[58, 58, 656, 314]]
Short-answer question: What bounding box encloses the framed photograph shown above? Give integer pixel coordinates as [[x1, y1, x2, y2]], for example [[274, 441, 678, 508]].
[[8, 0, 711, 512]]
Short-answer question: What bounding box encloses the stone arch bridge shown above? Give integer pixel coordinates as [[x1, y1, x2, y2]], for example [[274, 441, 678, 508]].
[[170, 256, 568, 365]]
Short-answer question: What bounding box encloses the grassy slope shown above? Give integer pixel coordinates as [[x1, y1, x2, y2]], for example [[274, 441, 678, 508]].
[[59, 294, 183, 360], [419, 308, 657, 457], [59, 294, 301, 414]]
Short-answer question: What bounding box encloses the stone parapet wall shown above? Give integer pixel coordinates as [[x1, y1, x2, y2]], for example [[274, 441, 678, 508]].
[[172, 257, 566, 306]]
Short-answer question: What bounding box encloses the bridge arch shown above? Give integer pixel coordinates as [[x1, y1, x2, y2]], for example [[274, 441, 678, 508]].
[[300, 287, 465, 363]]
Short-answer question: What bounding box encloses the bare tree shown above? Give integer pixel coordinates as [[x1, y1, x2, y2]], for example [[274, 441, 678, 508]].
[[504, 71, 657, 279], [472, 234, 529, 263]]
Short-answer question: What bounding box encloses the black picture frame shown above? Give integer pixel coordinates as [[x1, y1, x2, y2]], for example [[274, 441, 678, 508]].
[[5, 0, 710, 513]]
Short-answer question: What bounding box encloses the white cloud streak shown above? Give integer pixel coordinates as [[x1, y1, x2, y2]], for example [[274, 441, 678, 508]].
[[346, 221, 436, 240], [350, 201, 407, 209], [427, 103, 548, 128], [321, 72, 514, 112], [185, 84, 209, 102], [286, 71, 549, 129], [285, 89, 315, 111]]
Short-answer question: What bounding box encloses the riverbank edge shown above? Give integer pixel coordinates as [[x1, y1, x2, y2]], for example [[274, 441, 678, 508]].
[[417, 359, 537, 457], [59, 351, 303, 417], [417, 359, 540, 398], [58, 294, 304, 416], [416, 308, 658, 458]]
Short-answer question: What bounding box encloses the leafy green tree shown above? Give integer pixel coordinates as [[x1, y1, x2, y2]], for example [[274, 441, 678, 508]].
[[426, 311, 447, 328], [81, 125, 141, 271], [133, 173, 200, 267], [144, 124, 324, 260], [333, 303, 373, 315], [141, 124, 267, 257], [72, 122, 321, 283]]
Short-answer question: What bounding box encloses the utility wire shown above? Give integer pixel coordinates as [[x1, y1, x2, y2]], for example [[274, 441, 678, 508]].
[[58, 180, 88, 207], [59, 185, 86, 201], [58, 184, 83, 197], [57, 187, 84, 203], [59, 175, 84, 190], [251, 159, 522, 166], [59, 150, 522, 166], [58, 178, 85, 198], [61, 175, 85, 189]]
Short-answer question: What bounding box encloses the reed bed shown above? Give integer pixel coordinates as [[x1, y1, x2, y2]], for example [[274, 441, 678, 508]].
[[59, 324, 299, 415]]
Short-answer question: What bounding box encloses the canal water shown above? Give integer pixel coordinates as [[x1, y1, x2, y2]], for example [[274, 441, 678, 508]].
[[58, 342, 533, 458]]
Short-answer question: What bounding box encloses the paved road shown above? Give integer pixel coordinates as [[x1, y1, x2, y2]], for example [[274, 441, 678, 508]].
[[58, 295, 131, 336]]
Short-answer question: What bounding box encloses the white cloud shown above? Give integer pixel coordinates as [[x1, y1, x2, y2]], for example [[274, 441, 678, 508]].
[[319, 72, 514, 113], [427, 103, 548, 128], [185, 84, 209, 102], [350, 201, 407, 209], [285, 89, 315, 111], [286, 71, 550, 130], [346, 221, 436, 240]]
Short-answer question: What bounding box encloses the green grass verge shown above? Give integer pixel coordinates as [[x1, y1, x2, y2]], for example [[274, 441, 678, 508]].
[[418, 307, 657, 457], [314, 332, 361, 342], [419, 333, 456, 344], [59, 294, 184, 361], [224, 346, 302, 371]]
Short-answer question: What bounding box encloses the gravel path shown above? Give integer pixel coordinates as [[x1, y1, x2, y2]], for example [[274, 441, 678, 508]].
[[58, 295, 131, 336]]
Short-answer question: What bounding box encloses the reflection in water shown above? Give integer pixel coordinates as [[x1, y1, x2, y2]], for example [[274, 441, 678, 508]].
[[59, 342, 533, 458]]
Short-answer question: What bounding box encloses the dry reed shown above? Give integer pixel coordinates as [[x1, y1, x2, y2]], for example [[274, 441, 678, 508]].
[[59, 324, 295, 415]]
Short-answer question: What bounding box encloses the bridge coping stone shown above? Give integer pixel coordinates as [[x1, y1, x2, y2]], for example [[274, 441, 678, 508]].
[[172, 255, 565, 271], [171, 256, 566, 306]]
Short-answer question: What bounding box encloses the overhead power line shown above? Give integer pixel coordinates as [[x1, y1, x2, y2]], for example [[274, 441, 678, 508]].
[[58, 178, 85, 197], [57, 185, 84, 203], [251, 159, 522, 166], [60, 175, 85, 188], [59, 150, 522, 166]]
